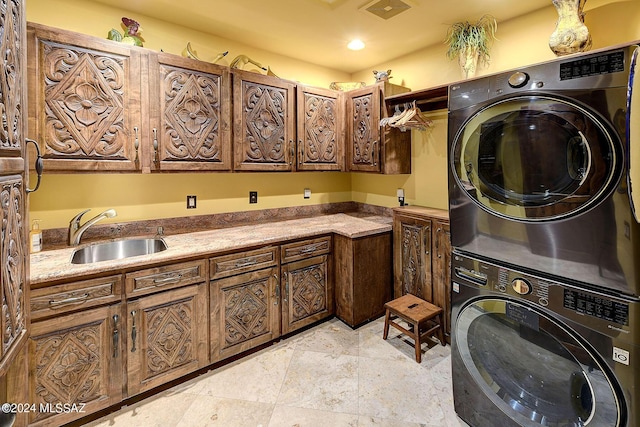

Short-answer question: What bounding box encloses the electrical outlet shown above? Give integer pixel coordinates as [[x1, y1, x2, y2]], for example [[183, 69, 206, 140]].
[[249, 191, 258, 204], [187, 195, 197, 209], [397, 188, 405, 206], [304, 188, 311, 199]]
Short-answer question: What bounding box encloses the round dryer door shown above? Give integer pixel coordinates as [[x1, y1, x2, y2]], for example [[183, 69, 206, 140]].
[[455, 298, 624, 426], [450, 95, 621, 221]]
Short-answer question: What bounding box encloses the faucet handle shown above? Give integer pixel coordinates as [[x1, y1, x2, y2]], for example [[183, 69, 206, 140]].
[[70, 209, 91, 226]]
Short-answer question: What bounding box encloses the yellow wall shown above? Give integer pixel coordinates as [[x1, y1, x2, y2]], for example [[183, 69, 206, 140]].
[[26, 0, 640, 229], [350, 0, 640, 210]]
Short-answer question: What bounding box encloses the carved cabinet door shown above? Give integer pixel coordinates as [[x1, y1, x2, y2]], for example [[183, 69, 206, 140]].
[[28, 304, 124, 427], [432, 220, 451, 340], [281, 255, 333, 334], [296, 85, 344, 171], [346, 85, 380, 172], [0, 0, 28, 383], [210, 267, 280, 362], [126, 284, 208, 397], [392, 213, 432, 301], [232, 70, 296, 171], [149, 53, 232, 171], [27, 23, 143, 172]]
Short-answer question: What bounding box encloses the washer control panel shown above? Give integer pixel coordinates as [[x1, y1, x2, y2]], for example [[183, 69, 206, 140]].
[[452, 252, 634, 336]]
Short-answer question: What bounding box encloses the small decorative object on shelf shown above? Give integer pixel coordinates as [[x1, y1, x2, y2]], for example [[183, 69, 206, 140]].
[[107, 17, 144, 47], [230, 54, 278, 77], [549, 0, 592, 56], [182, 43, 229, 64], [329, 81, 366, 91], [445, 15, 497, 79], [373, 69, 392, 82]]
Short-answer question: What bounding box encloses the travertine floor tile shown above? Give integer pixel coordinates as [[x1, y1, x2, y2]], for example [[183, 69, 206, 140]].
[[82, 317, 470, 427]]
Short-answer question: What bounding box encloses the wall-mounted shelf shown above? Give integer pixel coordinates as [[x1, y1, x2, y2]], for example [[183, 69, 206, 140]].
[[384, 84, 448, 112]]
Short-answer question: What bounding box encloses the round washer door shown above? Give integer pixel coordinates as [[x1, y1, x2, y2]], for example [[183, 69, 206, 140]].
[[455, 297, 623, 426], [450, 95, 621, 221]]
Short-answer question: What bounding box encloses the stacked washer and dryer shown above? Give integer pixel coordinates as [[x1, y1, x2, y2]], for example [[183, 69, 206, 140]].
[[448, 44, 640, 426]]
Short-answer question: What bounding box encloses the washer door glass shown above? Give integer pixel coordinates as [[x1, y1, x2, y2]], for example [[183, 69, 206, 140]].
[[451, 96, 620, 221], [455, 298, 622, 426]]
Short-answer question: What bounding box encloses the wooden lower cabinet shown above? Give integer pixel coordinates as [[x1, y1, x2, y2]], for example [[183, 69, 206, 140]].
[[333, 232, 393, 327], [126, 283, 208, 396], [432, 220, 452, 340], [393, 207, 452, 342], [210, 266, 280, 362], [281, 254, 333, 334], [28, 304, 124, 427]]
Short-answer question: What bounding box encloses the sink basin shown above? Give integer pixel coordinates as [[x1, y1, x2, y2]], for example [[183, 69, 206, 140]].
[[71, 238, 168, 264]]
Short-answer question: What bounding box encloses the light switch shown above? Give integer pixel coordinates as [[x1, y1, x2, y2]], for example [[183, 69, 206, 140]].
[[304, 188, 311, 199]]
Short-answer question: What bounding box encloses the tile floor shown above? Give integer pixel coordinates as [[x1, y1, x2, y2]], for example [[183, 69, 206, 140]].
[[83, 317, 470, 427]]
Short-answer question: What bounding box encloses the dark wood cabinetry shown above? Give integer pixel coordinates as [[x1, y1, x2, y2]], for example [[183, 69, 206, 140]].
[[209, 247, 281, 362], [281, 236, 333, 334], [150, 53, 232, 171], [28, 304, 124, 427], [1, 0, 29, 422], [296, 85, 344, 171], [27, 23, 143, 172], [232, 69, 296, 171], [393, 207, 451, 341], [334, 232, 393, 327], [346, 81, 411, 174]]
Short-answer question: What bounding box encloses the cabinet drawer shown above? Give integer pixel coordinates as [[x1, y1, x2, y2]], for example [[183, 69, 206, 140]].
[[281, 235, 331, 263], [125, 260, 207, 297], [31, 275, 122, 320], [210, 246, 278, 280]]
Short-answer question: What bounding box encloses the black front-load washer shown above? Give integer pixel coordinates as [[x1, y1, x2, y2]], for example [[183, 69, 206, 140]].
[[451, 251, 639, 427]]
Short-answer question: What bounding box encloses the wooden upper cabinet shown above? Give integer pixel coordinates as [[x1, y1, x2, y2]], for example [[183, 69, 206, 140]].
[[232, 69, 296, 171], [27, 22, 143, 172], [346, 81, 411, 174], [346, 85, 380, 172], [0, 0, 28, 383], [149, 53, 232, 172], [296, 85, 344, 171]]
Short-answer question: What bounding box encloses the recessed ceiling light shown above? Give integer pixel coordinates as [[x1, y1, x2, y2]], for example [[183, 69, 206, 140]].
[[347, 39, 365, 50]]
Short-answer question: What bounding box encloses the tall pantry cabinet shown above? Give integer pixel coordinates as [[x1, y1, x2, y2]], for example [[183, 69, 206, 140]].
[[0, 0, 31, 424]]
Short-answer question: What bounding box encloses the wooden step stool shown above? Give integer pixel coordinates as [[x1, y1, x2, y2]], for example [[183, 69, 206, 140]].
[[382, 294, 445, 363]]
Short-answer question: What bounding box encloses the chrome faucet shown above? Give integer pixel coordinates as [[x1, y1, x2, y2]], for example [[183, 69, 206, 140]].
[[69, 209, 117, 246]]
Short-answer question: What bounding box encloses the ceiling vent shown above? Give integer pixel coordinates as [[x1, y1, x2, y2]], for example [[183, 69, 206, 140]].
[[362, 0, 412, 20]]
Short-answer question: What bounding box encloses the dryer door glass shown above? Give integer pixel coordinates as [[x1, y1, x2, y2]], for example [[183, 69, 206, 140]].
[[451, 95, 620, 221], [455, 298, 622, 426]]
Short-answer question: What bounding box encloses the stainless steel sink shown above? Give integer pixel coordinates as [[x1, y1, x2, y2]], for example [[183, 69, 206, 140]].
[[71, 238, 168, 264]]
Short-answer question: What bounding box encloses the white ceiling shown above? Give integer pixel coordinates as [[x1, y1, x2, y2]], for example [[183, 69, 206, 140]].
[[87, 0, 594, 73]]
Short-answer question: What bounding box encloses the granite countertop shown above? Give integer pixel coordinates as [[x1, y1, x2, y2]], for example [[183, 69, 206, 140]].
[[30, 213, 392, 285]]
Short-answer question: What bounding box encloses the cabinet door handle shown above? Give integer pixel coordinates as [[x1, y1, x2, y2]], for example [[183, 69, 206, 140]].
[[424, 226, 431, 255], [282, 272, 289, 303], [25, 138, 44, 193], [435, 227, 442, 258], [274, 274, 280, 306], [130, 310, 137, 353], [372, 140, 378, 166], [152, 128, 158, 164], [113, 314, 119, 358], [289, 143, 294, 166], [234, 258, 257, 268], [153, 273, 183, 286], [133, 126, 139, 163], [299, 139, 304, 163], [49, 293, 89, 307]]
